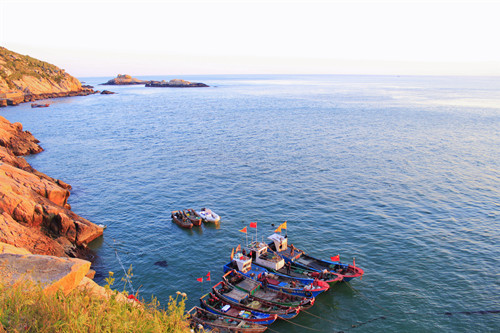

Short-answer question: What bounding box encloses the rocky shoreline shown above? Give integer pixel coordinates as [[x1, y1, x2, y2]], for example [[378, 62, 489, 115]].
[[0, 115, 103, 259]]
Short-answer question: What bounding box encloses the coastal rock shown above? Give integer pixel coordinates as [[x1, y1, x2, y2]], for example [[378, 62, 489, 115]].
[[0, 252, 91, 295], [101, 90, 115, 94], [0, 46, 97, 106], [0, 116, 43, 155], [101, 74, 148, 85], [0, 116, 103, 258], [0, 242, 31, 255], [146, 79, 209, 88]]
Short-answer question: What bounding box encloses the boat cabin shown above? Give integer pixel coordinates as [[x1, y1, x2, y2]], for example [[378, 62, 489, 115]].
[[233, 253, 252, 273], [268, 233, 288, 252], [246, 241, 285, 271]]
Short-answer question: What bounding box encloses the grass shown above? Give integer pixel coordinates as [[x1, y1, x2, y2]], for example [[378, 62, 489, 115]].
[[0, 274, 192, 333]]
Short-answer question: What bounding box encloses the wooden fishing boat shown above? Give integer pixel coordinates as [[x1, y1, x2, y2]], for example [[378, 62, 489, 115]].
[[246, 240, 343, 285], [170, 210, 193, 229], [224, 250, 329, 298], [267, 233, 364, 282], [212, 280, 300, 319], [184, 209, 202, 226], [31, 103, 50, 108], [187, 306, 267, 333], [200, 293, 278, 325], [254, 260, 343, 285], [222, 270, 314, 310]]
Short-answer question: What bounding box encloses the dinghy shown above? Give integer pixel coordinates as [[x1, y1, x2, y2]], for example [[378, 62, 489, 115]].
[[171, 210, 193, 229], [197, 207, 220, 223]]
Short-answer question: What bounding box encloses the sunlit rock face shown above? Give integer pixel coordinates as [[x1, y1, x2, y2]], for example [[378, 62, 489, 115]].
[[0, 116, 103, 259]]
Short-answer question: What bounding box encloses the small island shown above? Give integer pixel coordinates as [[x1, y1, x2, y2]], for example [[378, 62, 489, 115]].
[[146, 79, 209, 88], [100, 74, 148, 85]]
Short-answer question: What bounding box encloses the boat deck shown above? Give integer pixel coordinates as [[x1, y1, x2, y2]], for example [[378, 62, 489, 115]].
[[225, 288, 249, 302]]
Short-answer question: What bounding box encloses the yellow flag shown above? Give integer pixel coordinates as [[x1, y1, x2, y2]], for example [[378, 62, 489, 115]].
[[274, 226, 282, 233], [230, 248, 234, 260], [280, 221, 287, 230], [235, 244, 241, 253]]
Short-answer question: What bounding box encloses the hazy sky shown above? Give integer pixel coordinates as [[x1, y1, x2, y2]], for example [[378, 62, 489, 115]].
[[1, 0, 499, 76]]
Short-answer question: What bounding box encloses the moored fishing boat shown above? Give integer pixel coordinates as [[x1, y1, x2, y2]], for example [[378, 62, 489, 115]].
[[212, 280, 300, 320], [246, 240, 343, 285], [200, 293, 278, 325], [184, 208, 202, 226], [171, 210, 193, 229], [222, 270, 314, 310], [267, 233, 364, 282], [224, 250, 329, 298], [197, 207, 220, 223], [187, 306, 268, 332]]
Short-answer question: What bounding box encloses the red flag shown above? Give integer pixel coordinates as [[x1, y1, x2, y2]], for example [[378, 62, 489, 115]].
[[197, 277, 203, 282], [330, 255, 340, 262], [239, 227, 247, 234], [249, 222, 257, 228], [206, 271, 211, 281]]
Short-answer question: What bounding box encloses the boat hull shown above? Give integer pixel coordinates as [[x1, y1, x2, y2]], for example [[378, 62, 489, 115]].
[[223, 262, 328, 298], [222, 270, 315, 310], [187, 306, 268, 333], [212, 281, 300, 320], [171, 210, 193, 229], [200, 293, 278, 325]]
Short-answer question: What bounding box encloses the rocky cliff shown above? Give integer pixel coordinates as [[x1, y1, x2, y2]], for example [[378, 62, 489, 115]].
[[0, 47, 95, 106], [0, 115, 103, 258]]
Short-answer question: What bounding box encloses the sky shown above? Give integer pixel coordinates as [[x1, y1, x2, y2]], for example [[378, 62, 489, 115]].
[[1, 0, 500, 76]]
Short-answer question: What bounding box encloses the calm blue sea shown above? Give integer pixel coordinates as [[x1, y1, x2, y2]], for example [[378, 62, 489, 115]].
[[2, 75, 499, 332]]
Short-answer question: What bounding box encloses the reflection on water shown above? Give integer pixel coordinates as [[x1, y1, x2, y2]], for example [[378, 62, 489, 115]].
[[3, 75, 499, 332]]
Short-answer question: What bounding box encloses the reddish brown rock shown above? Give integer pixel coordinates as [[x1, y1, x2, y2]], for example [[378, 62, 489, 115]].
[[0, 116, 43, 156], [0, 116, 103, 259]]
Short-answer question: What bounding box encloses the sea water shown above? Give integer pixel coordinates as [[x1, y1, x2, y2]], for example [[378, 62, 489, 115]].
[[2, 75, 499, 332]]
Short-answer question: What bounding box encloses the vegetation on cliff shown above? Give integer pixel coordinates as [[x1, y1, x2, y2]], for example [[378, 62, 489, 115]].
[[0, 279, 191, 333], [0, 47, 82, 97]]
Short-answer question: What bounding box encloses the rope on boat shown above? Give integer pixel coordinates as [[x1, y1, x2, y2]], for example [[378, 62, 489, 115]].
[[301, 308, 340, 325], [278, 317, 324, 331], [344, 281, 391, 314]]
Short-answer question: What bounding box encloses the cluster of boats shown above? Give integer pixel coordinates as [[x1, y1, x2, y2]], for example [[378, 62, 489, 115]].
[[171, 208, 220, 228], [187, 232, 364, 332]]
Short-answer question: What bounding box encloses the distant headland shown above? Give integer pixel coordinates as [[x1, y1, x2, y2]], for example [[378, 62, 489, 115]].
[[0, 47, 95, 107]]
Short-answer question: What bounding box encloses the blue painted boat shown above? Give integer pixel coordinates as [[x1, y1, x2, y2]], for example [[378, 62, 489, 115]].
[[267, 233, 364, 282], [222, 270, 315, 310], [246, 240, 343, 285], [212, 280, 301, 319], [223, 251, 329, 298], [200, 292, 278, 325], [187, 306, 268, 333]]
